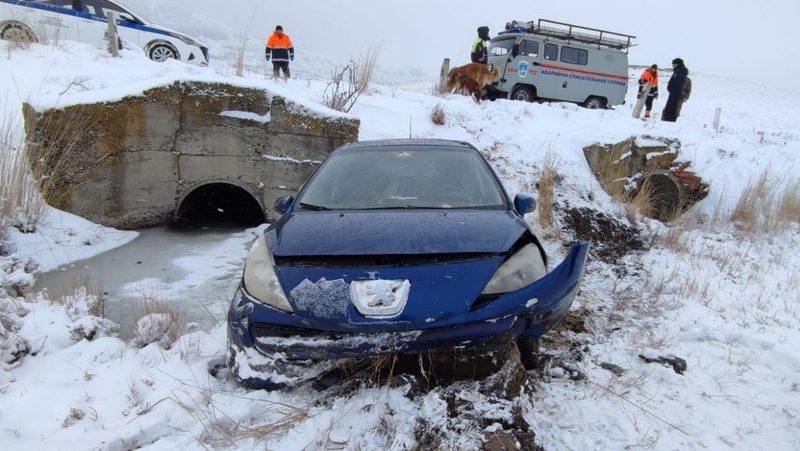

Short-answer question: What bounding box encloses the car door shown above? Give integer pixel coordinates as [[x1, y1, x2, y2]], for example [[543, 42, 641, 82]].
[[31, 0, 79, 43], [73, 0, 108, 49]]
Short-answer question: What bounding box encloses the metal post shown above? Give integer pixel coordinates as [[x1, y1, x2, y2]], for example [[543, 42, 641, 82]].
[[106, 12, 119, 57], [438, 58, 450, 94], [713, 107, 722, 132]]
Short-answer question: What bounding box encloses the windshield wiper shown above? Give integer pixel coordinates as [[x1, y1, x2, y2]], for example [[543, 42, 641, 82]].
[[298, 202, 330, 211]]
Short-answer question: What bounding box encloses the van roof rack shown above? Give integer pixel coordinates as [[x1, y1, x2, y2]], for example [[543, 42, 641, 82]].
[[502, 19, 636, 52]]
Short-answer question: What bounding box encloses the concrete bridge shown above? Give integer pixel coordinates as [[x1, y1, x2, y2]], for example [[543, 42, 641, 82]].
[[22, 81, 360, 229]]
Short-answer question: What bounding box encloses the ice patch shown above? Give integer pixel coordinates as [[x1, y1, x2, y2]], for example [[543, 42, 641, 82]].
[[290, 278, 351, 318], [219, 110, 271, 122]]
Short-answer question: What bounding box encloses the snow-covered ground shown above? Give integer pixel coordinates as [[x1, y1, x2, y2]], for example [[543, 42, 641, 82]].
[[1, 39, 799, 450]]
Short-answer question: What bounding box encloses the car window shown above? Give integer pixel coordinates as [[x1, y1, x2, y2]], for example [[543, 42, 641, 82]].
[[82, 0, 127, 17], [520, 39, 539, 57], [560, 46, 588, 65], [544, 43, 558, 61], [488, 38, 515, 56], [298, 147, 507, 210]]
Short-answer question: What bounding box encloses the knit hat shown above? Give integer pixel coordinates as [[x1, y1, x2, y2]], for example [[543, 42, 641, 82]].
[[275, 25, 283, 31], [672, 58, 683, 65], [477, 26, 489, 34], [650, 64, 658, 70]]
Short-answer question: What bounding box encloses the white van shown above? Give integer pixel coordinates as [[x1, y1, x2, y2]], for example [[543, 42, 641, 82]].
[[487, 19, 635, 108], [0, 0, 208, 64]]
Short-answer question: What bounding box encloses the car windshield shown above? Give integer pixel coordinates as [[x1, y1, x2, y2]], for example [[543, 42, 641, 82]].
[[489, 38, 516, 56], [297, 146, 507, 210]]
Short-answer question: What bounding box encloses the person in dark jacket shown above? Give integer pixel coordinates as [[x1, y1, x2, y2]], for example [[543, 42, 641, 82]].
[[471, 26, 490, 64], [265, 25, 294, 80], [661, 58, 689, 122]]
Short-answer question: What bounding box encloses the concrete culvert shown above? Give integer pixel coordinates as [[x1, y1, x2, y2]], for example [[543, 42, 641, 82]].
[[176, 183, 265, 227]]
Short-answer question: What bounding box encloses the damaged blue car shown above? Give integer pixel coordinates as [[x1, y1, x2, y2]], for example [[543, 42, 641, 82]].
[[227, 139, 589, 388]]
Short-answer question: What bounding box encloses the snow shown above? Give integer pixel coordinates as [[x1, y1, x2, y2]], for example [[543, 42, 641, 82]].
[[2, 34, 800, 450]]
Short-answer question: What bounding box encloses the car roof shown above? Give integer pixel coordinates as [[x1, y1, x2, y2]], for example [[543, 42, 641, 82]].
[[336, 139, 477, 152]]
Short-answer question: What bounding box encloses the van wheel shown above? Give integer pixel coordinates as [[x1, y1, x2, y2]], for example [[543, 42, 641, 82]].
[[0, 22, 37, 43], [510, 85, 535, 102], [148, 42, 179, 62], [584, 96, 606, 109]]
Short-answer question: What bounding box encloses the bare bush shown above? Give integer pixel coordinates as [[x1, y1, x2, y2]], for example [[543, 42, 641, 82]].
[[729, 169, 800, 234], [322, 44, 381, 113], [431, 104, 445, 125], [777, 179, 800, 225], [732, 170, 771, 232]]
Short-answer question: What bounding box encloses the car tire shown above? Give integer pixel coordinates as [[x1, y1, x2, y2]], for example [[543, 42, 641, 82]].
[[0, 22, 37, 43], [510, 85, 535, 102], [584, 96, 606, 109], [147, 42, 178, 62], [517, 336, 541, 370]]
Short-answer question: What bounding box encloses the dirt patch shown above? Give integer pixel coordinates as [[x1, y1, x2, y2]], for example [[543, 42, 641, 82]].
[[562, 206, 645, 263]]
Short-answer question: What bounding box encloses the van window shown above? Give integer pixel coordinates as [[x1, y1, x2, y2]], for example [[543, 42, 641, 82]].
[[544, 43, 558, 61], [489, 38, 515, 56], [561, 46, 588, 65], [520, 39, 539, 57]]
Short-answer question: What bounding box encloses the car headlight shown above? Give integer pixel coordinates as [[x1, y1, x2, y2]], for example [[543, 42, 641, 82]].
[[243, 235, 294, 312], [172, 33, 200, 47], [482, 244, 546, 295]]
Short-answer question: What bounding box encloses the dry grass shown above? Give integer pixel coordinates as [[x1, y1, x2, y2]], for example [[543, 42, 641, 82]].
[[322, 43, 382, 112], [22, 103, 102, 211], [537, 149, 560, 230], [132, 294, 184, 349], [233, 33, 246, 77], [0, 108, 48, 239], [729, 169, 800, 234]]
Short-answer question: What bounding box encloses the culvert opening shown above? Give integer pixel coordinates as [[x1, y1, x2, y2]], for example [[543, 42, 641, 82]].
[[176, 183, 265, 228]]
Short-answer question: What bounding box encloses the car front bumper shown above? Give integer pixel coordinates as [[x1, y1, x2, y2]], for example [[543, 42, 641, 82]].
[[228, 241, 588, 377]]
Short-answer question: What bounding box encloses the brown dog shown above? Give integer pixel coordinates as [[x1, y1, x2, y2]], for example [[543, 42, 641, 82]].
[[456, 74, 483, 103], [446, 63, 502, 103]]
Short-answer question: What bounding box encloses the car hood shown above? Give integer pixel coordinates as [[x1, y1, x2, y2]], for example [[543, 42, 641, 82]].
[[267, 210, 527, 256]]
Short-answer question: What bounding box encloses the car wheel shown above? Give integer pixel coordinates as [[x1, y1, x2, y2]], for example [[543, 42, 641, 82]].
[[517, 336, 541, 370], [510, 85, 535, 102], [148, 42, 178, 62], [584, 96, 606, 109], [0, 22, 37, 43]]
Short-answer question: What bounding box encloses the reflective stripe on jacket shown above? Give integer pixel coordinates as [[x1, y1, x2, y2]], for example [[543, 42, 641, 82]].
[[266, 32, 295, 62]]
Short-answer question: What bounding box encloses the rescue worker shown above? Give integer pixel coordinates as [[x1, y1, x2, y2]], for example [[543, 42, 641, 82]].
[[637, 64, 659, 119], [661, 58, 689, 122], [471, 26, 490, 64], [265, 25, 294, 80]]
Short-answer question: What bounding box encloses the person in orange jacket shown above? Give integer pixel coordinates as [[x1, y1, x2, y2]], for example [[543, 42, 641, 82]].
[[265, 25, 294, 80], [637, 64, 659, 119]]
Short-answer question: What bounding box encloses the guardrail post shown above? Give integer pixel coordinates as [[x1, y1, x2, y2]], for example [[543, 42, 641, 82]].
[[107, 12, 119, 57], [438, 58, 450, 93]]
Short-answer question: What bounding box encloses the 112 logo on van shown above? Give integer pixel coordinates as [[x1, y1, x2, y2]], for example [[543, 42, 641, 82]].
[[518, 61, 529, 78]]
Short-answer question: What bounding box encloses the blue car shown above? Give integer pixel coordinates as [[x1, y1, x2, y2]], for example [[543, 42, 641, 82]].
[[227, 139, 589, 388]]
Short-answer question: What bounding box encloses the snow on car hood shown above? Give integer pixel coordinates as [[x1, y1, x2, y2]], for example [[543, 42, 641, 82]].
[[267, 210, 527, 256]]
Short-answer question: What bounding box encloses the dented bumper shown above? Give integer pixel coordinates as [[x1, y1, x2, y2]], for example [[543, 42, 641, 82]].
[[228, 242, 589, 372]]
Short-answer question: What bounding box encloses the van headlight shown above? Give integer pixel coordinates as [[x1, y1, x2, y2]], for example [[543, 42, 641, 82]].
[[482, 244, 546, 295], [243, 235, 293, 312]]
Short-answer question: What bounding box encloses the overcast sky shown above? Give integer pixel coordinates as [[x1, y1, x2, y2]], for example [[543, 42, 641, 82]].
[[127, 0, 798, 91]]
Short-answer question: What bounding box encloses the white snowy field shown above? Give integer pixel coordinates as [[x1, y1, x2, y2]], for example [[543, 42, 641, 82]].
[[1, 40, 799, 451]]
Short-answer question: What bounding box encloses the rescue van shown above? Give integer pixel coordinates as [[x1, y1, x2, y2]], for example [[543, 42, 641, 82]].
[[487, 19, 635, 108]]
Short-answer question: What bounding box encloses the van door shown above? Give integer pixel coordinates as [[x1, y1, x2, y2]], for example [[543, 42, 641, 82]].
[[504, 38, 542, 100], [535, 42, 567, 100]]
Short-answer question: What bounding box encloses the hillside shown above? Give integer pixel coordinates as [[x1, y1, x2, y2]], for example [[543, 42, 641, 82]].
[[1, 41, 799, 450]]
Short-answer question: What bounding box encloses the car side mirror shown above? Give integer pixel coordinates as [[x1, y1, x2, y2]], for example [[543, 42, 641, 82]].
[[274, 195, 294, 215], [514, 193, 537, 215], [511, 43, 520, 58]]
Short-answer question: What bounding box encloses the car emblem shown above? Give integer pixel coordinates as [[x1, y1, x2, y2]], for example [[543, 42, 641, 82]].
[[350, 279, 411, 317]]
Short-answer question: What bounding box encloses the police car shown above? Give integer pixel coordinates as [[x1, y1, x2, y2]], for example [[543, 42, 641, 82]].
[[0, 0, 208, 64]]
